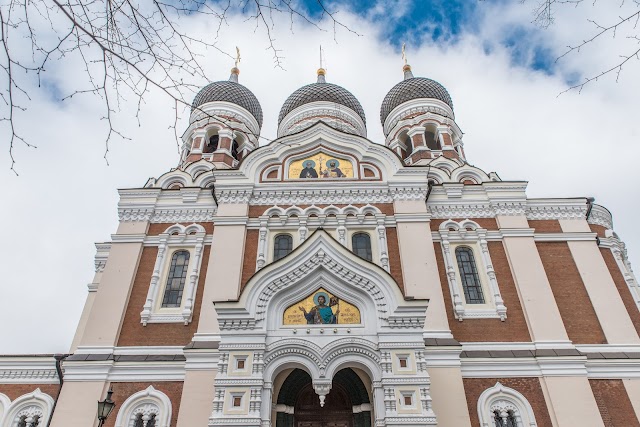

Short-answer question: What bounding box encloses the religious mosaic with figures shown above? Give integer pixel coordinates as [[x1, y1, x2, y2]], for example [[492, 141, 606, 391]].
[[288, 152, 354, 179], [283, 288, 361, 325]]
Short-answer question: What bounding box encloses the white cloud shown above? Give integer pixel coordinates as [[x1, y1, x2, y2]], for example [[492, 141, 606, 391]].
[[1, 2, 638, 352]]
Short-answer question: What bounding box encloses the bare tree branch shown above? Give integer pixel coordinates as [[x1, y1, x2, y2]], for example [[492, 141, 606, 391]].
[[0, 0, 358, 172]]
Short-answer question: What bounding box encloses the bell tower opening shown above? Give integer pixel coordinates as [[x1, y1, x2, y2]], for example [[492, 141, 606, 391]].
[[274, 368, 372, 427]]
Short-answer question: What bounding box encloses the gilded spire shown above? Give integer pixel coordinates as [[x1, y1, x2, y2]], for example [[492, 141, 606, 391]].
[[229, 46, 240, 83], [401, 43, 414, 80], [317, 45, 326, 83]]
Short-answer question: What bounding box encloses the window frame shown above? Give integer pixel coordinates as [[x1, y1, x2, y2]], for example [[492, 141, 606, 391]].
[[272, 233, 294, 261], [114, 386, 172, 427], [478, 382, 537, 427], [351, 232, 373, 262], [140, 223, 206, 326], [438, 220, 507, 321]]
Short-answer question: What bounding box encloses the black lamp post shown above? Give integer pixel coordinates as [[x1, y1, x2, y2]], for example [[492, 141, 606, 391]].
[[97, 388, 116, 427]]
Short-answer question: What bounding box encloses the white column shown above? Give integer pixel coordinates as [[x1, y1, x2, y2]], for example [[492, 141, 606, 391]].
[[337, 215, 347, 246], [182, 235, 205, 324], [439, 236, 465, 320], [256, 218, 268, 270], [298, 217, 308, 243], [141, 235, 168, 326], [478, 231, 507, 321], [261, 383, 273, 427], [376, 215, 390, 272]]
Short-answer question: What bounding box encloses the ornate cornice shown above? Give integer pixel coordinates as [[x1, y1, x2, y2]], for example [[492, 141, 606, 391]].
[[526, 204, 586, 221], [118, 207, 217, 223], [587, 204, 613, 229]]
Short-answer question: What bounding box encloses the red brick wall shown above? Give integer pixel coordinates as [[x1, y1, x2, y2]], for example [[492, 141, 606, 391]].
[[537, 242, 606, 344], [434, 242, 531, 342], [528, 220, 562, 233], [601, 248, 640, 336], [590, 379, 640, 427], [147, 222, 214, 236], [103, 382, 184, 427], [117, 246, 211, 347], [241, 229, 259, 290], [590, 224, 608, 238], [429, 218, 499, 231], [0, 383, 59, 400], [386, 227, 405, 295], [463, 378, 553, 427]]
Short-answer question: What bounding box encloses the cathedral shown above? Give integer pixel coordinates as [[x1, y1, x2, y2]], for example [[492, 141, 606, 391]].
[[2, 59, 640, 427]]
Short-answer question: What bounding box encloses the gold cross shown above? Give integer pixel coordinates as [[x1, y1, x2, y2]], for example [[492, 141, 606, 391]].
[[235, 46, 241, 68]]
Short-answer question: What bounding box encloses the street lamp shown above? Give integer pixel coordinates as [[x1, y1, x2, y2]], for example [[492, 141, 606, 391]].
[[97, 388, 116, 427]]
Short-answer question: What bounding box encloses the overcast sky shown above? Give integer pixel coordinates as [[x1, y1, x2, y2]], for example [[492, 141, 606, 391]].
[[1, 0, 639, 353]]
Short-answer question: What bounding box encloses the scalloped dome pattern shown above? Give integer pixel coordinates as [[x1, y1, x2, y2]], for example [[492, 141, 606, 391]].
[[380, 77, 453, 125], [278, 82, 366, 125], [192, 81, 263, 128]]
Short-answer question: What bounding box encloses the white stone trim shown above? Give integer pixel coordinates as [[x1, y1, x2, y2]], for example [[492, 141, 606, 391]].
[[587, 203, 614, 229], [439, 219, 507, 321], [383, 98, 455, 138], [140, 223, 206, 326], [278, 101, 366, 138], [477, 382, 538, 427], [2, 389, 54, 427], [114, 385, 172, 427]]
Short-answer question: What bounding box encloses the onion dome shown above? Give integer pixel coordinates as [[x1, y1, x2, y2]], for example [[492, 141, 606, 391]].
[[380, 64, 453, 126], [191, 67, 263, 129], [277, 69, 366, 137]]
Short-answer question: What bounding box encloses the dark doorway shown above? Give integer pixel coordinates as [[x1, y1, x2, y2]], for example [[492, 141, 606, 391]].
[[275, 368, 372, 427]]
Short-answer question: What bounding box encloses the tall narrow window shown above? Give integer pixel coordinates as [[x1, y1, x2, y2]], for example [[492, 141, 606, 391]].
[[204, 135, 219, 153], [231, 139, 239, 160], [425, 128, 441, 150], [147, 413, 157, 427], [352, 233, 372, 262], [134, 413, 144, 427], [273, 234, 293, 261], [161, 250, 190, 308], [455, 247, 485, 304], [18, 416, 27, 427]]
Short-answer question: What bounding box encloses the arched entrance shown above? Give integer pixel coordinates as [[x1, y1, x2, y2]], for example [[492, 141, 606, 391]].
[[275, 368, 372, 427]]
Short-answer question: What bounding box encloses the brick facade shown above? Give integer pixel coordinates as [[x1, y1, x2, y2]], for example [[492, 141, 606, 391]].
[[102, 382, 184, 427], [601, 248, 640, 336], [590, 379, 640, 427], [434, 241, 531, 342], [0, 383, 59, 400], [537, 242, 607, 344], [117, 246, 211, 347], [463, 378, 554, 427]]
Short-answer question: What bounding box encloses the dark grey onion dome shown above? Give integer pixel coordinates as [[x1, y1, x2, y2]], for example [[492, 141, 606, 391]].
[[380, 75, 453, 125], [278, 80, 366, 125], [192, 74, 263, 128]]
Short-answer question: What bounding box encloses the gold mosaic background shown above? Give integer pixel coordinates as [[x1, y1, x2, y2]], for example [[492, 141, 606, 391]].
[[288, 152, 354, 179], [283, 287, 361, 325]]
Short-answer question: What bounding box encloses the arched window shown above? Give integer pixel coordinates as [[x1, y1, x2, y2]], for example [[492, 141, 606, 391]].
[[4, 389, 54, 427], [352, 233, 372, 262], [455, 246, 485, 304], [204, 134, 219, 153], [114, 386, 171, 427], [425, 127, 441, 150], [231, 139, 239, 160], [273, 234, 293, 261], [161, 250, 190, 308], [478, 382, 538, 427]]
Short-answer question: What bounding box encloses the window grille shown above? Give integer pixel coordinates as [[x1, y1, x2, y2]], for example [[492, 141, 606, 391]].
[[273, 235, 293, 261], [133, 414, 144, 427], [147, 413, 157, 427], [493, 410, 517, 427], [352, 233, 372, 262], [161, 250, 190, 308], [455, 247, 485, 304]]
